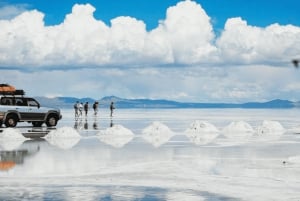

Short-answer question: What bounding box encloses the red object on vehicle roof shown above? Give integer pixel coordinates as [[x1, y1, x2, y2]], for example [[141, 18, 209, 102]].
[[0, 84, 16, 93], [0, 84, 24, 95]]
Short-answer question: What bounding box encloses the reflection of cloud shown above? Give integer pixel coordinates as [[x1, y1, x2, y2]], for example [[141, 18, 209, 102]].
[[97, 125, 134, 148], [45, 127, 81, 150], [0, 128, 26, 150], [185, 120, 219, 145], [142, 122, 173, 147]]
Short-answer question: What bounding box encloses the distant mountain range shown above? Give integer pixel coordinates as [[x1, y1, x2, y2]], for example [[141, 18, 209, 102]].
[[34, 96, 300, 109]]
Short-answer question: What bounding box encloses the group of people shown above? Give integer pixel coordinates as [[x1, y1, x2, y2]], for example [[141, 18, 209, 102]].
[[74, 101, 115, 118]]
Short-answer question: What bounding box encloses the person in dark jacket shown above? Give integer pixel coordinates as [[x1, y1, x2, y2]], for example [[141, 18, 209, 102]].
[[84, 102, 89, 116], [93, 101, 99, 115], [110, 102, 115, 117]]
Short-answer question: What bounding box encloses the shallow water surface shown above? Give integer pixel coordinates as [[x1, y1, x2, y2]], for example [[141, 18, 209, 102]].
[[1, 109, 300, 201]]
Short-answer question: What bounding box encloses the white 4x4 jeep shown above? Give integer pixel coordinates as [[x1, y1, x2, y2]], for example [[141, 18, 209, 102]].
[[0, 95, 62, 128]]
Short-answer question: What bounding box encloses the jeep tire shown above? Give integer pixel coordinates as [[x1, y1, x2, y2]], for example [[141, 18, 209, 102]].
[[5, 114, 18, 127], [46, 115, 58, 127]]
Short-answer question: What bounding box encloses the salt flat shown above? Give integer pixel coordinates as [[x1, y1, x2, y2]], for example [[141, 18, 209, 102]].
[[1, 108, 300, 201]]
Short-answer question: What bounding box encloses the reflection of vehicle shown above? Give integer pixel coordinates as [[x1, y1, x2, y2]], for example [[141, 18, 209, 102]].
[[0, 140, 40, 171], [0, 86, 62, 127]]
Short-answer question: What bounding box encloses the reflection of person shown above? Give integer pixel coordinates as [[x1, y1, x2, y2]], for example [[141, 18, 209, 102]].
[[84, 102, 89, 116], [110, 118, 114, 127], [79, 102, 83, 116], [93, 101, 99, 115], [84, 119, 88, 130], [110, 102, 115, 117], [74, 118, 83, 130], [74, 101, 79, 117]]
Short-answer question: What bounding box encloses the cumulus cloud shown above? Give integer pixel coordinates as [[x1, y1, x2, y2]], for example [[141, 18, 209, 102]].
[[217, 17, 300, 65], [1, 1, 300, 69]]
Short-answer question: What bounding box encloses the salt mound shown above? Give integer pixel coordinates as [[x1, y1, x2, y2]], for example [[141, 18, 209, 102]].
[[223, 121, 254, 136], [288, 156, 300, 164], [184, 120, 219, 145], [257, 120, 285, 135], [186, 120, 219, 133], [97, 125, 134, 148], [142, 122, 173, 147], [0, 128, 26, 150], [45, 127, 81, 149], [0, 128, 25, 140]]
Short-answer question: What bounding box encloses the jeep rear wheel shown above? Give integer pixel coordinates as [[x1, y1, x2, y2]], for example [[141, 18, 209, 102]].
[[5, 114, 18, 127], [46, 115, 58, 127]]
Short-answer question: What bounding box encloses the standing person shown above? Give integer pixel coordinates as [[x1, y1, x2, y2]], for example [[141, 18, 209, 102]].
[[79, 102, 83, 117], [110, 101, 115, 117], [84, 102, 89, 116], [93, 101, 99, 115], [74, 101, 79, 118]]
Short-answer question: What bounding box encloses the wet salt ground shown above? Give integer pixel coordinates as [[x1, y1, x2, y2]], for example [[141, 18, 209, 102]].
[[1, 108, 300, 201]]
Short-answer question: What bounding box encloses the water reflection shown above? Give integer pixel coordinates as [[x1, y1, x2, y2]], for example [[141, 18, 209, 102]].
[[110, 118, 114, 128], [0, 140, 40, 172], [74, 116, 99, 131], [0, 131, 299, 200], [0, 185, 238, 201]]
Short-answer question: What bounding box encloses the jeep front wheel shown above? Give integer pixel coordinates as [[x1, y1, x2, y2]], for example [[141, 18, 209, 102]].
[[5, 114, 18, 127], [46, 115, 58, 127]]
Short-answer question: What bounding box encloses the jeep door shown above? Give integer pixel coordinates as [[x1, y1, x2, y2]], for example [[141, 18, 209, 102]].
[[25, 98, 47, 121], [11, 97, 28, 118]]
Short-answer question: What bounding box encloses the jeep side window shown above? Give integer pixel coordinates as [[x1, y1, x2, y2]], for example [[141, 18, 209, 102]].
[[15, 98, 25, 106], [1, 98, 12, 105], [27, 99, 40, 108]]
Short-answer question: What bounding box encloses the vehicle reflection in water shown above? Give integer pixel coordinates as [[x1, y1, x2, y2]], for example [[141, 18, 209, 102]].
[[0, 139, 40, 172], [22, 128, 53, 138]]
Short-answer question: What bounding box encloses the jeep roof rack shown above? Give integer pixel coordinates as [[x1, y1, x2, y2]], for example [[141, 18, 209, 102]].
[[0, 84, 25, 96], [0, 90, 25, 96]]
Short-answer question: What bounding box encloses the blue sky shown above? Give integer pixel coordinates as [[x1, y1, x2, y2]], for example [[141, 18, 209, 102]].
[[2, 0, 300, 30], [1, 0, 300, 102]]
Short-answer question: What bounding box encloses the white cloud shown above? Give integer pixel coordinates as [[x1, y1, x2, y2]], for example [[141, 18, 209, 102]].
[[217, 17, 300, 64], [0, 1, 300, 68], [1, 1, 300, 102]]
